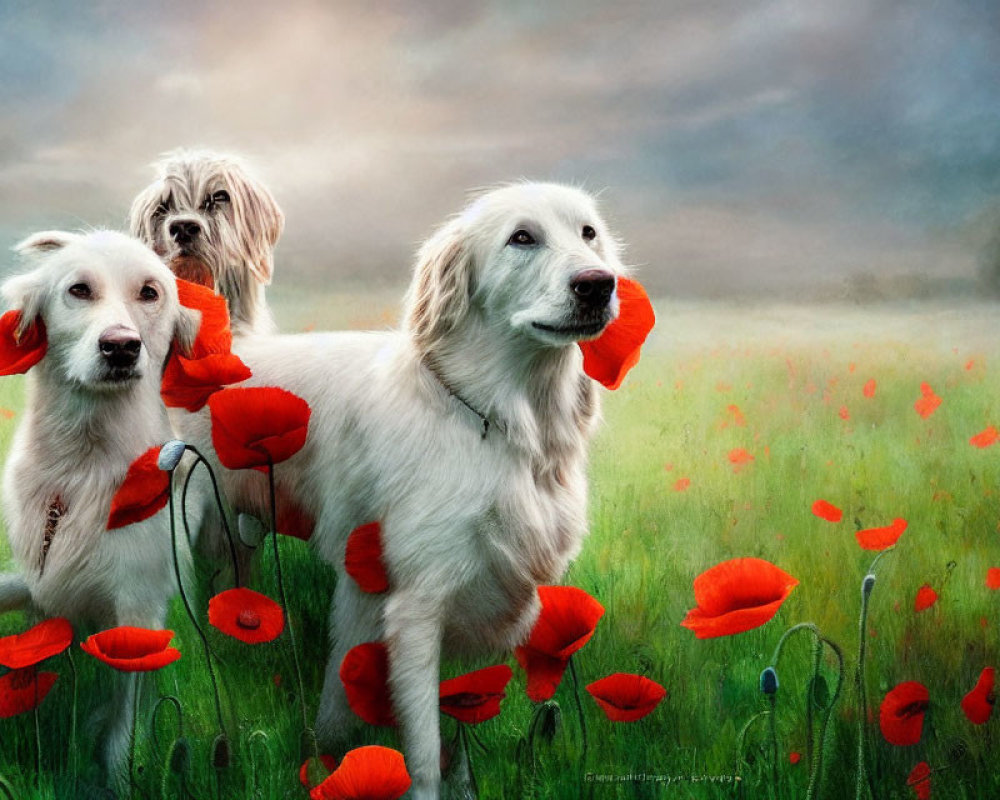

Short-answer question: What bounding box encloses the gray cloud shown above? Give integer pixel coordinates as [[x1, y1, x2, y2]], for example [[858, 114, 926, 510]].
[[1, 0, 997, 298]]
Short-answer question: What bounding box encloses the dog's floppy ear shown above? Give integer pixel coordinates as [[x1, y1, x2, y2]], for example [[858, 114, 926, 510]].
[[4, 231, 78, 337], [404, 219, 473, 352], [226, 165, 284, 286], [172, 304, 200, 359], [127, 181, 164, 247]]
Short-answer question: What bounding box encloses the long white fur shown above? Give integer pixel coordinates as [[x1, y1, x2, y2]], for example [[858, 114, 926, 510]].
[[166, 183, 625, 798], [128, 150, 284, 336], [0, 230, 201, 783]]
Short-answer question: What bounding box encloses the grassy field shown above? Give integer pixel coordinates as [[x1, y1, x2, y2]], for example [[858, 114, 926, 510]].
[[0, 298, 998, 799]]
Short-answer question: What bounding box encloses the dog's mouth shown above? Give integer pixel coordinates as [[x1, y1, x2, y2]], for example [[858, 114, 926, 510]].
[[168, 255, 215, 289], [531, 319, 608, 340], [96, 367, 142, 386]]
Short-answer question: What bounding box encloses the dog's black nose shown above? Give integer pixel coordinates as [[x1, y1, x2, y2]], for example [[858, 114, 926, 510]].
[[169, 220, 201, 245], [570, 269, 616, 308], [99, 333, 141, 368]]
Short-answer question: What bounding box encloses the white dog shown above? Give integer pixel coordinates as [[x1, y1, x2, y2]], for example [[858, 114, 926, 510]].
[[0, 230, 200, 782], [128, 149, 284, 336], [174, 183, 626, 798]]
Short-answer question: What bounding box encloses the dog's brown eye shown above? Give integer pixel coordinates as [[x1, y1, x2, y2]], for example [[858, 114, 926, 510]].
[[582, 225, 596, 241], [508, 229, 536, 247], [139, 285, 159, 302], [68, 283, 92, 300]]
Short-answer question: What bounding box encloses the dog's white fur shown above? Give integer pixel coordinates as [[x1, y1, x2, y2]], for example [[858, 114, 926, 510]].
[[128, 149, 284, 336], [0, 230, 200, 781], [172, 183, 625, 798]]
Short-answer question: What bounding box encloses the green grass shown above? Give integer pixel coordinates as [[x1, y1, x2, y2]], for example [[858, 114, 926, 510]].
[[1, 300, 999, 798]]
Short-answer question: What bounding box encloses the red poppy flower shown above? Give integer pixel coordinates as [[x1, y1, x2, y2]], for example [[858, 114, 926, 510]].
[[208, 387, 311, 470], [344, 522, 389, 594], [585, 673, 667, 722], [0, 617, 73, 669], [879, 681, 929, 746], [812, 499, 842, 523], [680, 558, 798, 639], [310, 745, 411, 800], [107, 447, 170, 530], [176, 279, 233, 356], [987, 568, 1000, 590], [913, 584, 938, 613], [673, 477, 691, 492], [0, 310, 47, 375], [161, 351, 252, 412], [515, 585, 605, 702], [856, 518, 908, 551], [439, 664, 513, 725], [208, 588, 285, 644], [276, 500, 315, 541], [838, 405, 850, 420], [0, 667, 58, 718], [970, 426, 999, 449], [578, 277, 655, 390], [863, 379, 876, 398], [728, 448, 754, 472], [340, 642, 396, 726], [80, 626, 181, 672], [789, 751, 802, 765], [960, 667, 995, 725], [907, 762, 931, 800], [914, 383, 941, 419], [300, 755, 339, 789]]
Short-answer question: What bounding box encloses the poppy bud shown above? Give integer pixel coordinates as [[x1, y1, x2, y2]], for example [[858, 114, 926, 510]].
[[862, 574, 876, 597], [760, 667, 779, 695], [237, 513, 267, 548], [157, 440, 187, 472], [211, 733, 231, 769], [168, 737, 190, 775], [536, 700, 562, 742]]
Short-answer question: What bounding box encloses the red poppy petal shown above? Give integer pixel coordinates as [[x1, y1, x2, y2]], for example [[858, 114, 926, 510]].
[[300, 755, 339, 789], [80, 626, 181, 672], [970, 426, 999, 448], [879, 681, 929, 746], [161, 351, 252, 412], [585, 673, 667, 722], [0, 311, 47, 376], [960, 667, 995, 725], [856, 518, 908, 551], [907, 762, 931, 800], [310, 746, 411, 800], [913, 584, 938, 613], [176, 279, 233, 357], [107, 447, 171, 530], [339, 642, 397, 727], [514, 646, 569, 703], [789, 752, 802, 765], [439, 664, 512, 724], [578, 277, 655, 390], [812, 499, 843, 523], [0, 668, 58, 717], [208, 588, 285, 644], [344, 522, 390, 593], [523, 585, 604, 660], [0, 617, 73, 670], [987, 568, 1000, 590], [276, 500, 315, 541], [863, 379, 877, 398], [914, 383, 941, 419], [208, 387, 311, 470]]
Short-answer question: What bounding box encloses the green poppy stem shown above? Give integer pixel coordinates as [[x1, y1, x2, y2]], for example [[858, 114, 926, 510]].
[[265, 462, 313, 755], [128, 673, 142, 794], [167, 473, 227, 737], [855, 549, 891, 800], [182, 447, 241, 588], [806, 636, 844, 800], [568, 658, 590, 798], [65, 646, 79, 780]]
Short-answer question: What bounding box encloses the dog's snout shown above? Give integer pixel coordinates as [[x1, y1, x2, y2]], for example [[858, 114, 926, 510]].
[[570, 269, 616, 308], [169, 220, 202, 245], [98, 330, 142, 368]]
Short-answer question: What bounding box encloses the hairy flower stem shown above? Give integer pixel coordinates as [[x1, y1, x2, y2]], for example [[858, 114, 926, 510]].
[[265, 463, 313, 754], [568, 658, 591, 799], [65, 647, 78, 779], [181, 447, 241, 588], [168, 474, 227, 737], [806, 636, 844, 800], [855, 550, 891, 800]]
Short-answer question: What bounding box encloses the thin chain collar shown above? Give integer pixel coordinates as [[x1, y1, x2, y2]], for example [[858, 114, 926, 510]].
[[422, 357, 505, 440]]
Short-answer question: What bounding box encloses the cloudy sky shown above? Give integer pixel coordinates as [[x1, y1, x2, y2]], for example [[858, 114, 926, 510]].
[[1, 0, 998, 298]]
